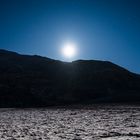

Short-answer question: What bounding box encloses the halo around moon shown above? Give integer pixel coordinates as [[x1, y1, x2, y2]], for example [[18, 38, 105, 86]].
[[61, 42, 77, 58]]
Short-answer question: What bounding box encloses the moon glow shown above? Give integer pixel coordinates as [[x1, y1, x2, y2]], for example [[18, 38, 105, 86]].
[[61, 42, 77, 58]]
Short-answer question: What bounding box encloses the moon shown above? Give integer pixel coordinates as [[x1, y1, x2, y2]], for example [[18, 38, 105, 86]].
[[61, 42, 77, 58]]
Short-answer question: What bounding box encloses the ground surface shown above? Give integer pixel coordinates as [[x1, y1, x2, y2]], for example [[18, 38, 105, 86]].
[[0, 105, 140, 140]]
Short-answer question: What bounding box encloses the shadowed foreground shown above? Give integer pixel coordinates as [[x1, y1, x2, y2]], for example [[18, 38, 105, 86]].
[[0, 105, 140, 140]]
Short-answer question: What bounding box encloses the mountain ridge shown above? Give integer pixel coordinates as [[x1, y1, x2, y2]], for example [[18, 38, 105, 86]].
[[0, 49, 138, 74], [0, 49, 140, 107]]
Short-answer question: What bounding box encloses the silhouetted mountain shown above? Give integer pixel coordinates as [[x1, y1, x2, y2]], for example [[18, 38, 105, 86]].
[[0, 49, 140, 107]]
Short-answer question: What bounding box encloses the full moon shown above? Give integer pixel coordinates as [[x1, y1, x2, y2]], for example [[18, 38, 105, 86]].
[[61, 42, 77, 58]]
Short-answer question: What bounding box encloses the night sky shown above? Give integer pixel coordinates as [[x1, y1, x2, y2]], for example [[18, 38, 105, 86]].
[[1, 0, 140, 73]]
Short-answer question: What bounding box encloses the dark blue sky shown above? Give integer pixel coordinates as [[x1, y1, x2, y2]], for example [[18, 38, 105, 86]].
[[1, 0, 140, 73]]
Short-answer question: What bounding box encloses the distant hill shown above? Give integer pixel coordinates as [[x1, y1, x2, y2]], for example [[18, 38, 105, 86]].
[[0, 49, 140, 107]]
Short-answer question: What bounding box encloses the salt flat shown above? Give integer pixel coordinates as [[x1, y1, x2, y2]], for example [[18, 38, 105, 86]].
[[0, 105, 140, 140]]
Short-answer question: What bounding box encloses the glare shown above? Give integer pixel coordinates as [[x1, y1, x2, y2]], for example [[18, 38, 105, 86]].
[[61, 42, 77, 58]]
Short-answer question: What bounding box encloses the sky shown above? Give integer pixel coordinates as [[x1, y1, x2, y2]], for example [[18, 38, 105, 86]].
[[0, 0, 140, 73]]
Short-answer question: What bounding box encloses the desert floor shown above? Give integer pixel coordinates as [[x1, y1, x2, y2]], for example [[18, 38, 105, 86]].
[[0, 104, 140, 140]]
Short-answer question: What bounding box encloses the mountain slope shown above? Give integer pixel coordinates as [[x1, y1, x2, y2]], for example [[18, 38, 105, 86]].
[[0, 49, 140, 107]]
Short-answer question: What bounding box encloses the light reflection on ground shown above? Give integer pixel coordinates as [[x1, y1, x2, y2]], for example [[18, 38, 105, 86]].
[[0, 105, 140, 140]]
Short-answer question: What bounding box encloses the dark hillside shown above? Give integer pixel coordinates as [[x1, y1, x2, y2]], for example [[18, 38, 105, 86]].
[[0, 49, 140, 107]]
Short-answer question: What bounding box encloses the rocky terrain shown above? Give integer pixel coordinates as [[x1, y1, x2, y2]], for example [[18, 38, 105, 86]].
[[0, 49, 140, 107], [0, 105, 140, 140]]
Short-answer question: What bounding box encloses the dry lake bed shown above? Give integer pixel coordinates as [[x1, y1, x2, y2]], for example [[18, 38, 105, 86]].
[[0, 104, 140, 140]]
